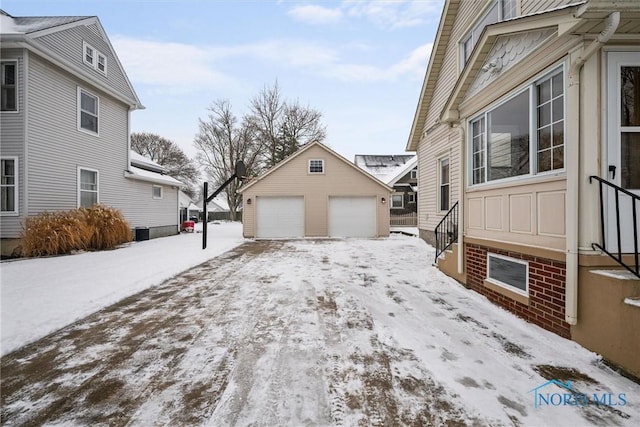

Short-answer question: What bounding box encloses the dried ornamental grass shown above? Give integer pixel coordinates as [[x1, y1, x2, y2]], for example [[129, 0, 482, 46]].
[[20, 210, 91, 257], [20, 205, 132, 257], [81, 204, 132, 250]]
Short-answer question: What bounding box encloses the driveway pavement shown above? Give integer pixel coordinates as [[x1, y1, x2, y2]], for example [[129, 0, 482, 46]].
[[2, 237, 639, 426]]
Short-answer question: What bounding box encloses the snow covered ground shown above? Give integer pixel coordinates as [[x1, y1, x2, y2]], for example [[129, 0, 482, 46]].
[[0, 221, 245, 355], [2, 234, 639, 426]]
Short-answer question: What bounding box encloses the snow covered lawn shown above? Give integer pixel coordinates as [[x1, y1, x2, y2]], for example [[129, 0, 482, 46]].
[[0, 221, 245, 355], [2, 235, 639, 426]]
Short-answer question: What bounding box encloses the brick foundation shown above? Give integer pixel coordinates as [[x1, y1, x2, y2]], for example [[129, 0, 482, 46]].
[[465, 243, 570, 338]]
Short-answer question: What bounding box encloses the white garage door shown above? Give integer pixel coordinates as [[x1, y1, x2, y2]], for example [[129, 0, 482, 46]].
[[329, 196, 377, 238], [256, 196, 304, 238]]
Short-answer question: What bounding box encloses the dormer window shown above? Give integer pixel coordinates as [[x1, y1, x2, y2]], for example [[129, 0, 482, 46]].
[[459, 0, 517, 69], [309, 159, 324, 174], [83, 41, 107, 75]]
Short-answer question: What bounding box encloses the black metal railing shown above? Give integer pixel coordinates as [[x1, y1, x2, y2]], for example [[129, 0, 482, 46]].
[[434, 201, 459, 263], [589, 175, 639, 278]]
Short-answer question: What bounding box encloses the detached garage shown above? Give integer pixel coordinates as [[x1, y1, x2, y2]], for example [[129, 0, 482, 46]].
[[240, 142, 391, 239]]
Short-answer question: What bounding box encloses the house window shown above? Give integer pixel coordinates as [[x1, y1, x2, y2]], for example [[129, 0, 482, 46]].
[[1, 157, 18, 214], [309, 159, 324, 174], [83, 42, 107, 75], [97, 53, 107, 75], [152, 185, 163, 199], [536, 71, 564, 172], [83, 42, 95, 67], [1, 61, 17, 112], [78, 167, 98, 208], [487, 253, 528, 296], [408, 193, 416, 203], [459, 0, 516, 68], [391, 194, 404, 209], [78, 88, 99, 134], [439, 158, 450, 211], [469, 67, 565, 185], [410, 169, 417, 180], [471, 117, 486, 184]]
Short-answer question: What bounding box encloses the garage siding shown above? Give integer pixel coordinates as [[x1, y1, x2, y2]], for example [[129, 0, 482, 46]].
[[242, 144, 390, 238]]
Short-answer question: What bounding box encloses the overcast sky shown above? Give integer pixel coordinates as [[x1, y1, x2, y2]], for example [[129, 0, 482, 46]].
[[4, 0, 443, 161]]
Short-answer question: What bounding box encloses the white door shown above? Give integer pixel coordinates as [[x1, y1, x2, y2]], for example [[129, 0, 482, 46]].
[[606, 52, 640, 253], [256, 196, 304, 238], [328, 196, 377, 238]]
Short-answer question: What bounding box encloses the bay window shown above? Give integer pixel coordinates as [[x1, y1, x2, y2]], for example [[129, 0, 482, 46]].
[[469, 67, 564, 185]]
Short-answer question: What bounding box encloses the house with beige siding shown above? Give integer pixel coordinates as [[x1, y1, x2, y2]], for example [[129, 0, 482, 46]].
[[240, 142, 391, 239], [408, 0, 640, 376], [0, 10, 182, 255]]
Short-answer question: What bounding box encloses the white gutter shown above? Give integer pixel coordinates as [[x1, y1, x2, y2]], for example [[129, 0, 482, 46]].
[[565, 11, 619, 325]]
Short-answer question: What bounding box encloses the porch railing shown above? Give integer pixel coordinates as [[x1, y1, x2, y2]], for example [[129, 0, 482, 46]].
[[434, 201, 459, 263], [589, 175, 639, 278]]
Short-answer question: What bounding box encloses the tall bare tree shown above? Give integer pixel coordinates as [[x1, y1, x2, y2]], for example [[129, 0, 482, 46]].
[[248, 81, 326, 168], [130, 132, 200, 198], [194, 100, 261, 220]]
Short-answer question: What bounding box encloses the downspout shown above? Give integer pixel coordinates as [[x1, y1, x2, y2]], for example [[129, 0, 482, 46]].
[[565, 11, 619, 326], [456, 123, 465, 276]]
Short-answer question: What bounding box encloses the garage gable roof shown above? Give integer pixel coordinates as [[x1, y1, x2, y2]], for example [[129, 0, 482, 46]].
[[239, 141, 392, 193]]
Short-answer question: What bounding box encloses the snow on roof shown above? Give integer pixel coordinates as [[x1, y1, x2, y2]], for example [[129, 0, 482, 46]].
[[354, 154, 416, 184], [126, 165, 183, 187], [130, 151, 166, 173], [0, 11, 91, 34], [196, 195, 230, 212]]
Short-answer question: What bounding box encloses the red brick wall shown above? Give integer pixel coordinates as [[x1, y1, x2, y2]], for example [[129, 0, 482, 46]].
[[465, 243, 570, 338]]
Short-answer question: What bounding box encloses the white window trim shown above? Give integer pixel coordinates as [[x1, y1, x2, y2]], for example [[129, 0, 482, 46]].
[[77, 87, 99, 136], [96, 52, 107, 76], [77, 166, 99, 208], [391, 193, 404, 209], [438, 157, 450, 212], [1, 60, 19, 113], [83, 41, 107, 75], [83, 41, 95, 67], [467, 64, 566, 188], [1, 156, 19, 216], [152, 185, 163, 199], [486, 252, 529, 297], [408, 193, 416, 204], [458, 0, 518, 71], [410, 169, 417, 179], [308, 159, 325, 174]]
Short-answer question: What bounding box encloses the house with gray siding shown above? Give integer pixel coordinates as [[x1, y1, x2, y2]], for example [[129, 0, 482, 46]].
[[355, 154, 418, 226], [0, 10, 181, 255]]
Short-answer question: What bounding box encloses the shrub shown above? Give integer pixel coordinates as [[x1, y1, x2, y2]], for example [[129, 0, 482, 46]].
[[20, 205, 132, 257], [80, 204, 132, 250], [20, 210, 91, 257]]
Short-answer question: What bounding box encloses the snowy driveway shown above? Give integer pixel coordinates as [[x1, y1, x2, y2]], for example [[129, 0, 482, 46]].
[[2, 236, 640, 426]]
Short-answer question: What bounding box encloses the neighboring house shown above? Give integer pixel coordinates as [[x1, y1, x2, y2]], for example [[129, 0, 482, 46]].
[[126, 151, 183, 238], [196, 194, 237, 221], [408, 0, 640, 376], [355, 154, 418, 226], [240, 141, 391, 238], [0, 10, 180, 254]]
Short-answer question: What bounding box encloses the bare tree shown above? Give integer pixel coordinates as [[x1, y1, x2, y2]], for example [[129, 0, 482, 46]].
[[248, 81, 326, 168], [130, 132, 200, 198], [193, 100, 261, 220]]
